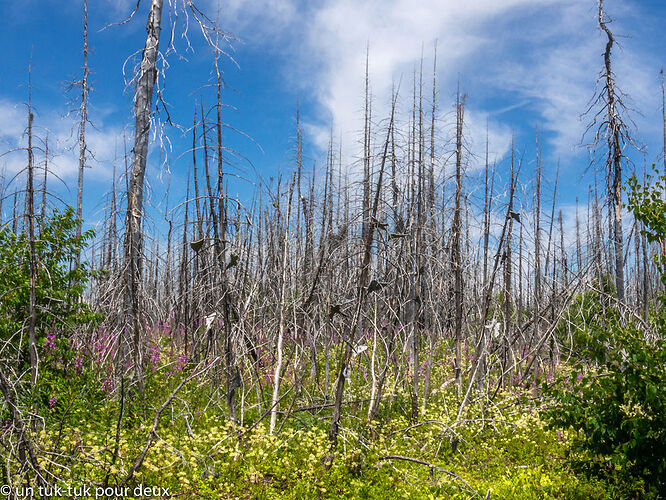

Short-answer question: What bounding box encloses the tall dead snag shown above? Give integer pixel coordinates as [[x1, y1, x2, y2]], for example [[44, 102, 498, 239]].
[[107, 143, 118, 271], [0, 170, 4, 225], [662, 69, 666, 173], [422, 45, 437, 411], [452, 86, 466, 391], [409, 58, 424, 423], [329, 92, 397, 451], [26, 63, 38, 387], [178, 171, 191, 351], [576, 198, 582, 272], [362, 47, 371, 249], [213, 41, 240, 424], [482, 124, 494, 289], [270, 176, 294, 433], [122, 0, 164, 391], [40, 134, 48, 229], [534, 128, 542, 343], [75, 0, 89, 268], [502, 147, 516, 387], [597, 0, 626, 303]]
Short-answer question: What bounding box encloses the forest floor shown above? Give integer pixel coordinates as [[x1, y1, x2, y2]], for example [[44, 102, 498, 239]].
[[25, 347, 635, 500]]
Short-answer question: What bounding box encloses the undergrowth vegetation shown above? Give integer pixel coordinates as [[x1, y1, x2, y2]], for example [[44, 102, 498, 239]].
[[2, 168, 666, 498], [16, 354, 612, 499]]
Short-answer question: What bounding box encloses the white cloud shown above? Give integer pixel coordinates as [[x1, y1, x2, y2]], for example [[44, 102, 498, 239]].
[[463, 109, 513, 171], [111, 0, 659, 176], [296, 0, 583, 157], [0, 99, 120, 192], [207, 0, 299, 43]]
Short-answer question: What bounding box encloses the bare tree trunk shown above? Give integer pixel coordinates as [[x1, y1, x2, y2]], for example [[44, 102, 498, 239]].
[[122, 0, 164, 392], [534, 128, 542, 345], [599, 0, 625, 303], [40, 134, 48, 229], [661, 68, 666, 173], [26, 63, 38, 387], [108, 143, 118, 271], [575, 197, 582, 272], [213, 46, 240, 423], [179, 171, 191, 352], [0, 172, 4, 225], [483, 124, 492, 289], [12, 190, 18, 234], [453, 86, 465, 391], [75, 0, 89, 268], [559, 209, 567, 287], [422, 46, 437, 411], [270, 176, 294, 433], [329, 94, 397, 451]]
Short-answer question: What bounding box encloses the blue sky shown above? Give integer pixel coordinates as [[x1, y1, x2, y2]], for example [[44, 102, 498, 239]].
[[1, 0, 666, 245]]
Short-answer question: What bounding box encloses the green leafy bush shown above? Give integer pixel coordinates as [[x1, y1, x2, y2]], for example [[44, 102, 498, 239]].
[[0, 207, 99, 332], [545, 168, 666, 496], [0, 207, 102, 406], [556, 274, 616, 361]]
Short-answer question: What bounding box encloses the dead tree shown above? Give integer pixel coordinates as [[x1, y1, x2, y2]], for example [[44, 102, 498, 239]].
[[40, 134, 48, 229], [75, 0, 89, 268], [122, 0, 164, 391], [452, 86, 466, 390], [26, 64, 38, 387], [329, 92, 397, 451], [593, 0, 630, 303]]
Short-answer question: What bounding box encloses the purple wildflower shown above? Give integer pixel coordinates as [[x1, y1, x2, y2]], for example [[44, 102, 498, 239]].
[[73, 354, 84, 374], [44, 329, 57, 353], [101, 378, 113, 394], [175, 353, 188, 371], [149, 343, 161, 370]]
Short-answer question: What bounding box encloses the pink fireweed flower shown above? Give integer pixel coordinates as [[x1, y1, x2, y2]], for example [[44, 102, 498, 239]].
[[44, 329, 57, 353], [73, 354, 84, 374], [148, 343, 161, 370], [48, 396, 57, 409], [101, 378, 113, 394], [175, 353, 188, 371]]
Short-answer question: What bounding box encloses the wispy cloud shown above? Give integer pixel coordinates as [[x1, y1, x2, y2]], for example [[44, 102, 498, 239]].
[[0, 99, 121, 192], [216, 0, 662, 172], [294, 0, 582, 156]]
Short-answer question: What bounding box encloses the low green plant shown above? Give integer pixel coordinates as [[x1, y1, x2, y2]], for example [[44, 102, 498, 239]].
[[545, 167, 666, 496], [0, 206, 100, 337], [0, 207, 102, 409]]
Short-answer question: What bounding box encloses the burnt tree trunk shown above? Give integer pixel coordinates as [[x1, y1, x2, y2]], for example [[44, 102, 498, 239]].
[[122, 0, 164, 392]]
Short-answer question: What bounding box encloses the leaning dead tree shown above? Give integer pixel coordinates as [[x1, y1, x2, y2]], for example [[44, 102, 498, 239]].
[[122, 0, 164, 390], [117, 0, 236, 394]]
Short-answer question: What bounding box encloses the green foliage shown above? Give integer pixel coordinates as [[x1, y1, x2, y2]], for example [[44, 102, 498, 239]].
[[546, 323, 666, 495], [556, 274, 616, 360], [627, 166, 666, 250], [628, 166, 666, 302], [25, 377, 609, 499], [0, 207, 102, 414], [545, 169, 666, 496], [0, 207, 101, 343]]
